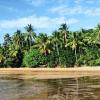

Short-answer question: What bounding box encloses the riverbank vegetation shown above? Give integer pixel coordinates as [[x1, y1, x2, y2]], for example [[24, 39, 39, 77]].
[[0, 23, 100, 68]]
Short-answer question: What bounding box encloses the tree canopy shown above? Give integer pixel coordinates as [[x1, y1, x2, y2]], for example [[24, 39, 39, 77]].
[[0, 23, 100, 68]]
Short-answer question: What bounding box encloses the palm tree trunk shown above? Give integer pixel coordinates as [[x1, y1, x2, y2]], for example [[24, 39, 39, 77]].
[[56, 44, 61, 66], [75, 47, 77, 67], [64, 33, 67, 48], [29, 40, 31, 49]]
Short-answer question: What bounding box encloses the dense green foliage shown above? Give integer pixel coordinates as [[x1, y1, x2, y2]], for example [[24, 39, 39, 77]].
[[0, 23, 100, 68], [23, 49, 47, 67]]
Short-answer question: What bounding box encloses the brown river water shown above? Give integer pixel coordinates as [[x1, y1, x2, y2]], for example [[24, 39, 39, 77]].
[[0, 75, 100, 100]]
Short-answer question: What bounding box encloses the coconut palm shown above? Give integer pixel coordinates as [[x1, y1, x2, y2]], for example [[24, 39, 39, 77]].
[[0, 54, 4, 63], [25, 24, 36, 49], [3, 33, 11, 48], [2, 33, 11, 59], [66, 32, 83, 66], [9, 41, 19, 57], [93, 24, 100, 45], [59, 23, 69, 48], [51, 31, 62, 65], [34, 33, 51, 56], [0, 48, 5, 63], [9, 30, 24, 60], [12, 30, 24, 49]]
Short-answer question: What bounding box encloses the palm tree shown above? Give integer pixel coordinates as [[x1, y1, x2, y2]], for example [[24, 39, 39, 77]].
[[66, 32, 83, 66], [0, 48, 5, 63], [96, 24, 100, 30], [25, 24, 36, 49], [0, 54, 4, 63], [9, 30, 24, 60], [34, 33, 51, 56], [9, 41, 19, 57], [3, 33, 11, 48], [51, 31, 62, 65], [94, 24, 100, 45], [59, 23, 69, 48], [12, 30, 24, 49], [2, 34, 11, 58]]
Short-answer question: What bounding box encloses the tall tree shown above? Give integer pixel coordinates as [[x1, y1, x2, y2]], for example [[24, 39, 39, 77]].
[[51, 31, 62, 65], [8, 30, 24, 67], [34, 33, 51, 56], [94, 24, 100, 45], [25, 24, 36, 49], [2, 34, 11, 61], [66, 32, 83, 66], [3, 33, 11, 48], [59, 23, 69, 48], [12, 30, 24, 49], [0, 47, 5, 66]]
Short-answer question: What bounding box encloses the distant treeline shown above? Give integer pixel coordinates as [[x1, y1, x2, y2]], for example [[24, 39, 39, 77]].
[[0, 23, 100, 68]]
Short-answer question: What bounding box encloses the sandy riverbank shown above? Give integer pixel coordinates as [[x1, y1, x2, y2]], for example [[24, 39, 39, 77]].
[[0, 67, 100, 79]]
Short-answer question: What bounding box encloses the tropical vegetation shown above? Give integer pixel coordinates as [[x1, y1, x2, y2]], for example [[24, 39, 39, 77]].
[[0, 23, 100, 68]]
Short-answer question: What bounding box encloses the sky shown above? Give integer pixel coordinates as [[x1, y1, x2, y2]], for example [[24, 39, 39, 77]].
[[0, 0, 100, 43]]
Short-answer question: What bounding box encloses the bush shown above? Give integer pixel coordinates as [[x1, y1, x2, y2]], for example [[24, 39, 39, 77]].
[[77, 48, 100, 66], [47, 48, 75, 67], [59, 49, 75, 67], [47, 50, 58, 67], [23, 49, 47, 67], [3, 58, 14, 67]]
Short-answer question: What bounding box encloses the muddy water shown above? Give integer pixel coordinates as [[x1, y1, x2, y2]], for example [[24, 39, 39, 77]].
[[0, 75, 100, 100]]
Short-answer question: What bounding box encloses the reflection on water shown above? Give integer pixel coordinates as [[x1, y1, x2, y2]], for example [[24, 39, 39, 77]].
[[0, 76, 100, 100]]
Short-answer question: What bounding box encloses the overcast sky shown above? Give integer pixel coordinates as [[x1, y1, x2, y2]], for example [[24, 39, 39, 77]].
[[0, 0, 100, 43]]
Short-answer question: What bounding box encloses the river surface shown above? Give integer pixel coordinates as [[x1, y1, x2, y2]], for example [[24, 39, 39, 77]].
[[0, 75, 100, 100]]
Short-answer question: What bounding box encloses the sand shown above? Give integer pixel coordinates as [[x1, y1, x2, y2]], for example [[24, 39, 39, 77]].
[[0, 67, 100, 79]]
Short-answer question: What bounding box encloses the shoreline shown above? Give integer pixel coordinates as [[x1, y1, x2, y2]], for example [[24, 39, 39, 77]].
[[0, 67, 100, 79]]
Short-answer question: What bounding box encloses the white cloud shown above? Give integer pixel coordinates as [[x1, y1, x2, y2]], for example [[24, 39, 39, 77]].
[[50, 5, 100, 16], [74, 0, 100, 4], [25, 0, 46, 6], [0, 16, 78, 30], [74, 0, 84, 4]]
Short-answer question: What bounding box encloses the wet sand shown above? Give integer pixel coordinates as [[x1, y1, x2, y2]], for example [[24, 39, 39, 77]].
[[0, 67, 100, 79]]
